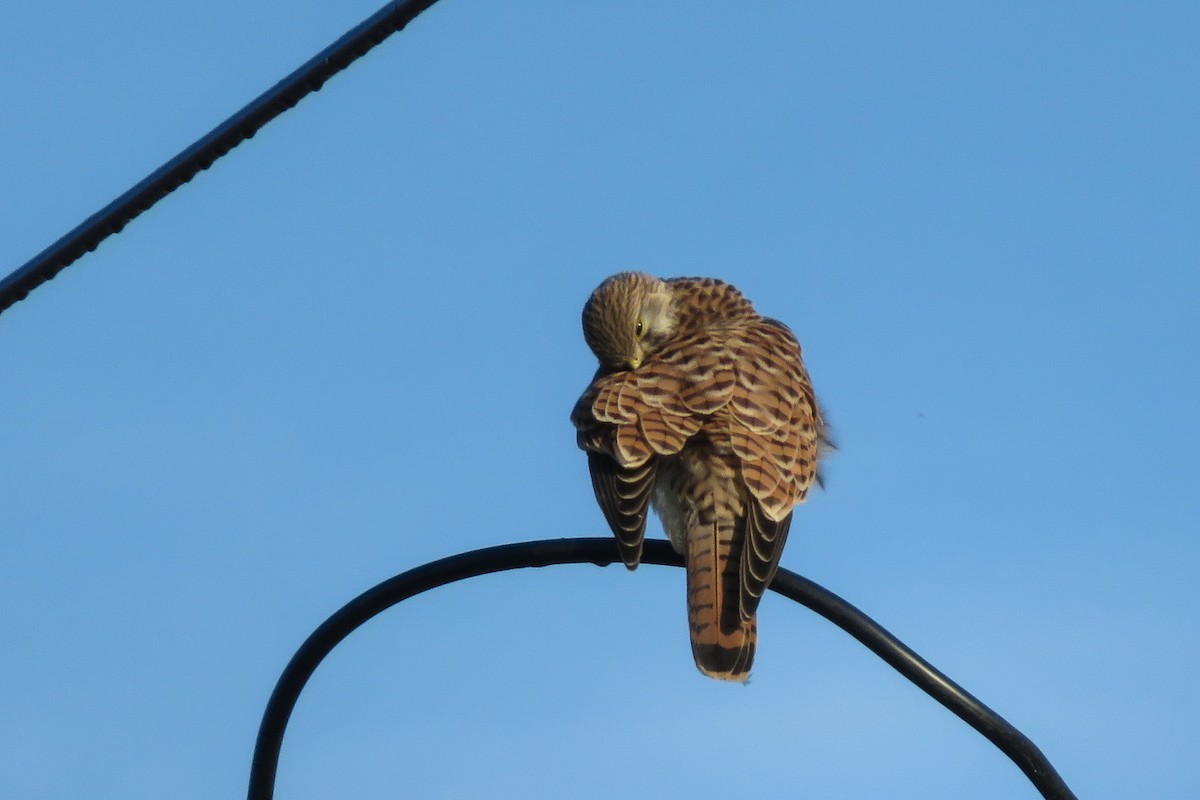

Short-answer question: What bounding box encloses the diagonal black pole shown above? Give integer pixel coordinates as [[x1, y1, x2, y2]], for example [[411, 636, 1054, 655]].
[[247, 537, 1078, 800], [0, 0, 443, 318]]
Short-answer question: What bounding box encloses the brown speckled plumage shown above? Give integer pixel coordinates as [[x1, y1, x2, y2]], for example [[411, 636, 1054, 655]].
[[572, 272, 828, 681]]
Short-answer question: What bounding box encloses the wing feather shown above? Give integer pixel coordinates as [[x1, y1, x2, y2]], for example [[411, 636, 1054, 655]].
[[739, 503, 793, 619], [585, 451, 657, 569]]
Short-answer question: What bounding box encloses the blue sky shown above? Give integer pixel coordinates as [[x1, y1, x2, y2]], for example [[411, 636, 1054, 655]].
[[2, 2, 1197, 797]]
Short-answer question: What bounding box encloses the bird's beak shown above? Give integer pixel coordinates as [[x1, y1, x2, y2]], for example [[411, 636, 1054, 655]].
[[628, 349, 643, 370]]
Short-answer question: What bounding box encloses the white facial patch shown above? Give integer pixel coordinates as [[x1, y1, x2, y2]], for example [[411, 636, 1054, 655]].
[[640, 286, 676, 339]]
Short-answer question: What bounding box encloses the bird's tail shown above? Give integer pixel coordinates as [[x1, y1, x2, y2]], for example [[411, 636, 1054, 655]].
[[685, 520, 756, 681]]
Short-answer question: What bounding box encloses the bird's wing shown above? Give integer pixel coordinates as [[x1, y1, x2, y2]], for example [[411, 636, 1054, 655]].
[[726, 319, 824, 619], [571, 339, 727, 566]]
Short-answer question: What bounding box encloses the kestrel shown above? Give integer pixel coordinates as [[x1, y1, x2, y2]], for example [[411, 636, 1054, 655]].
[[571, 272, 828, 681]]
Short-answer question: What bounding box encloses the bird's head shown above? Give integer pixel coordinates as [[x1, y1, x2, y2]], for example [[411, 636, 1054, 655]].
[[582, 272, 677, 372]]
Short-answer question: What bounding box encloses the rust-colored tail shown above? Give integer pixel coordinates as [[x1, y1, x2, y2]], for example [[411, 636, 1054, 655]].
[[685, 521, 755, 681]]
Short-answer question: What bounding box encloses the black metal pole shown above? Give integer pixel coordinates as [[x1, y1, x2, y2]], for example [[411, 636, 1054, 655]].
[[768, 565, 1078, 799], [247, 537, 1078, 800], [0, 0, 442, 317]]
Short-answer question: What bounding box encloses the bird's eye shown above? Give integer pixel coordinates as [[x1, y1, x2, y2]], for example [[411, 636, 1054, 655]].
[[635, 318, 646, 339]]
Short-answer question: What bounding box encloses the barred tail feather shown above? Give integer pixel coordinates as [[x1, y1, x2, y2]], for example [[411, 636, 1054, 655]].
[[685, 521, 756, 681]]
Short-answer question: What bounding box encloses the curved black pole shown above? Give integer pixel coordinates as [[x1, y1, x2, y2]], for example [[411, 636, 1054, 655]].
[[0, 0, 442, 317], [247, 537, 1077, 800]]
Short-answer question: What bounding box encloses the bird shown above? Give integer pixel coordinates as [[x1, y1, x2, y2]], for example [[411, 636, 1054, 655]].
[[571, 271, 828, 681]]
